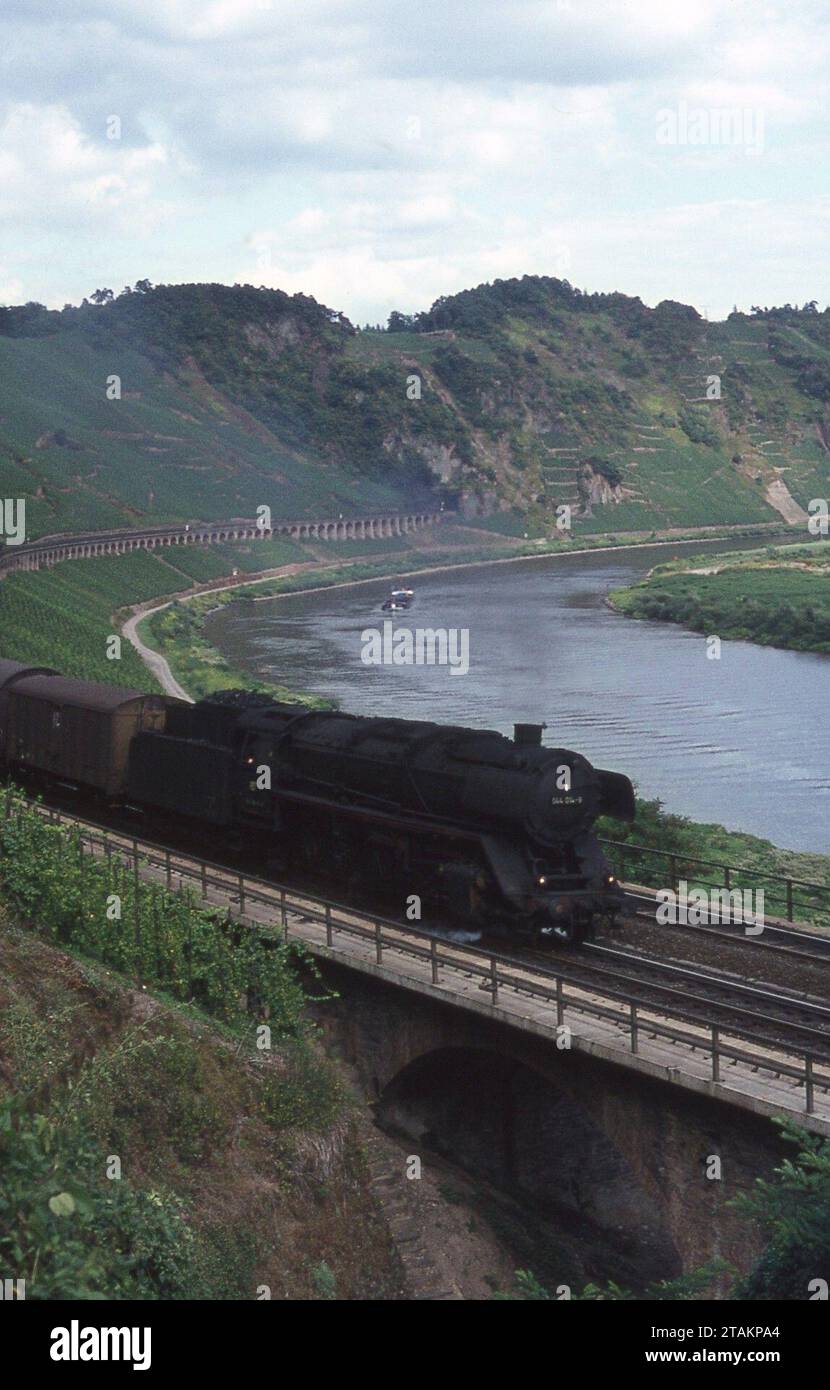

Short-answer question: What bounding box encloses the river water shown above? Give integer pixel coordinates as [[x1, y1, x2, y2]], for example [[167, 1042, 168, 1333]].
[[205, 540, 830, 853]]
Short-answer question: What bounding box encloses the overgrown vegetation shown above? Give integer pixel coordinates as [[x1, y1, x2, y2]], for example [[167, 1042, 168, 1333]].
[[0, 796, 399, 1300], [3, 276, 829, 537], [0, 791, 313, 1034], [611, 541, 830, 654], [599, 798, 830, 929]]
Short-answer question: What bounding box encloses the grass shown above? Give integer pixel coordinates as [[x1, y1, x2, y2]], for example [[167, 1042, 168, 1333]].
[[0, 323, 413, 538], [601, 799, 830, 929], [0, 908, 398, 1299], [611, 539, 830, 654], [0, 790, 404, 1300]]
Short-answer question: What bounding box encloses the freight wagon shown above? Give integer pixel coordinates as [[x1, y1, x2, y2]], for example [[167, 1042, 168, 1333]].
[[2, 674, 174, 797]]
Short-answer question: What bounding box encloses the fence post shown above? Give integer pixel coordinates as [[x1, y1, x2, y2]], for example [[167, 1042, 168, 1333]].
[[806, 1055, 815, 1114], [325, 903, 332, 946], [712, 1026, 720, 1083], [238, 871, 246, 916], [133, 846, 142, 982], [669, 854, 678, 893], [630, 1001, 638, 1054], [187, 902, 193, 998], [166, 848, 172, 890], [556, 976, 564, 1026], [430, 937, 439, 984], [375, 921, 382, 964], [490, 958, 499, 1004], [787, 879, 794, 922], [280, 889, 288, 938]]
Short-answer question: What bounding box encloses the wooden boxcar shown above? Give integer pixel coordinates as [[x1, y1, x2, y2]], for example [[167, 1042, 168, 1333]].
[[5, 675, 176, 796], [0, 660, 58, 769]]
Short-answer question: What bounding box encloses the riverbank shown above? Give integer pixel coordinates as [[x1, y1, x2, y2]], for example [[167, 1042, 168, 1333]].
[[610, 539, 830, 655], [132, 522, 793, 705]]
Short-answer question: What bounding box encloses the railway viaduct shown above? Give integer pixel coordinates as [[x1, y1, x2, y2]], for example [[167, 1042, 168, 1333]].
[[0, 509, 441, 576], [311, 957, 791, 1289]]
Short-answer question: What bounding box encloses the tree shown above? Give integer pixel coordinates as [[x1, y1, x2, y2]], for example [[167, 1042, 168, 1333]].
[[387, 310, 417, 333], [731, 1122, 830, 1300], [90, 288, 114, 304]]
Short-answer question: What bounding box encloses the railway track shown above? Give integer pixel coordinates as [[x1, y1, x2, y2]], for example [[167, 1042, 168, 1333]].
[[11, 789, 830, 1062], [6, 787, 830, 1121], [583, 941, 830, 1039], [623, 887, 830, 967], [9, 783, 828, 1061]]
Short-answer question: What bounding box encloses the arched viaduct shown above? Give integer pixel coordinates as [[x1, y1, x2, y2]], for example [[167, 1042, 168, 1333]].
[[0, 510, 442, 576]]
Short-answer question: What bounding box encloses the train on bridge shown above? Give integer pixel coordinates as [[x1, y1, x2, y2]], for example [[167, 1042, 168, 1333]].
[[0, 660, 635, 944]]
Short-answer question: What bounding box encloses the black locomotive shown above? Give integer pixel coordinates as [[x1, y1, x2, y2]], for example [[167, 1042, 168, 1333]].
[[0, 662, 636, 945]]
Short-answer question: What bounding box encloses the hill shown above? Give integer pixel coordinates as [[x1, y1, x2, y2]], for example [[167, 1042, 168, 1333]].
[[1, 278, 829, 538]]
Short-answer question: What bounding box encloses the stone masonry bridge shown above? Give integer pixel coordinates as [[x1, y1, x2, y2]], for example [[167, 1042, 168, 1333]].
[[0, 509, 441, 576], [315, 959, 792, 1290]]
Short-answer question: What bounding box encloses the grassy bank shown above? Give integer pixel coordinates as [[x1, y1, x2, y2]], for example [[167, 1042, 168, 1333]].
[[600, 799, 830, 928], [0, 793, 400, 1299], [610, 539, 830, 654]]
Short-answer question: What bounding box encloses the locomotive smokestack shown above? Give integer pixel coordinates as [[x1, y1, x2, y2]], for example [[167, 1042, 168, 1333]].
[[513, 722, 546, 746]]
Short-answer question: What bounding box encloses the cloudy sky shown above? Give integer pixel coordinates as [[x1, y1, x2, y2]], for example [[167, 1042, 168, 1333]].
[[1, 0, 828, 322]]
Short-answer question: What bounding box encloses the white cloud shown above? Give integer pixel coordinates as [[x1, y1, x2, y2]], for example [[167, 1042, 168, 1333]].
[[0, 0, 827, 317]]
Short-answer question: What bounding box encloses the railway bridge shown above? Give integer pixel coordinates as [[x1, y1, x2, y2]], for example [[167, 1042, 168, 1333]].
[[200, 867, 830, 1287], [18, 798, 827, 1291], [0, 509, 441, 576]]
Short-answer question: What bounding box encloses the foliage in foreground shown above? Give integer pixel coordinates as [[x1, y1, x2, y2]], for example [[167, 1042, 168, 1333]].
[[0, 791, 352, 1299], [0, 791, 308, 1033]]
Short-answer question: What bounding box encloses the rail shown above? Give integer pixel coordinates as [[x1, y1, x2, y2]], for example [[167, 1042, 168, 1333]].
[[5, 790, 829, 1118], [601, 837, 830, 931]]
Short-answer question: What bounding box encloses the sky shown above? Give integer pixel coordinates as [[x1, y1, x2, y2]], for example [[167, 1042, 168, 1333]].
[[1, 0, 828, 324]]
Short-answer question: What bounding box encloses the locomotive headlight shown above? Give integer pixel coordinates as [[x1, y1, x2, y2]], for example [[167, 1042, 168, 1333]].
[[607, 873, 616, 885], [538, 875, 547, 887]]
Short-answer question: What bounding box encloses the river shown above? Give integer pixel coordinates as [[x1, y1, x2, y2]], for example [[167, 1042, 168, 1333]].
[[204, 540, 830, 853]]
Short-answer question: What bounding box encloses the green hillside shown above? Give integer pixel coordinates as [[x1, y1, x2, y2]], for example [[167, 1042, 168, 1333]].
[[1, 279, 829, 539]]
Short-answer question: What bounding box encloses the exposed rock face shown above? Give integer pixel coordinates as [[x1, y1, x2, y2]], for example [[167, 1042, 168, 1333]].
[[242, 316, 304, 357], [578, 462, 639, 516], [764, 477, 809, 524], [581, 464, 624, 508]]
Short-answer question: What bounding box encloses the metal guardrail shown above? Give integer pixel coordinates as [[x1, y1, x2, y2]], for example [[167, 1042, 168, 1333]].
[[6, 792, 829, 1116], [601, 837, 830, 931]]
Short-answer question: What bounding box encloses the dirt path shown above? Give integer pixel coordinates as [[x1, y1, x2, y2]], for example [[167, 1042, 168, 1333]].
[[121, 605, 193, 702]]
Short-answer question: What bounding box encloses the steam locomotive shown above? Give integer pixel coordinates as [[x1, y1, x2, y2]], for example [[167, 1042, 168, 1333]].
[[0, 660, 636, 945]]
